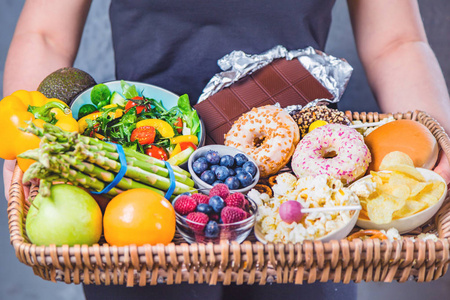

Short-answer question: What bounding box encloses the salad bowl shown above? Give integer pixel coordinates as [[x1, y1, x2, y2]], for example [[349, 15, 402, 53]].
[[70, 80, 206, 168]]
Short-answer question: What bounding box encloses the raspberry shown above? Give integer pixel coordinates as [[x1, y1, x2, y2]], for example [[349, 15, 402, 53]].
[[191, 193, 210, 205], [243, 198, 250, 211], [209, 183, 230, 200], [209, 213, 220, 221], [174, 195, 197, 215], [186, 212, 209, 231], [221, 207, 246, 224], [224, 193, 245, 208]]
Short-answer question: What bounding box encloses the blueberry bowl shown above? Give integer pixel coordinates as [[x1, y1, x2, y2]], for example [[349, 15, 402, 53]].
[[188, 145, 260, 193], [173, 188, 257, 244]]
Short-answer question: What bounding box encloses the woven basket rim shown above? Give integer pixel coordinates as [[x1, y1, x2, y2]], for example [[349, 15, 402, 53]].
[[7, 110, 450, 285]]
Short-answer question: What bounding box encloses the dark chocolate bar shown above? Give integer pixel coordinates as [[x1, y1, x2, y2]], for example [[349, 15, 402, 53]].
[[194, 58, 333, 145]]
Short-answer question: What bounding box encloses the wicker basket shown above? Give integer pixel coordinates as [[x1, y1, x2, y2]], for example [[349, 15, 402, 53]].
[[7, 110, 450, 286]]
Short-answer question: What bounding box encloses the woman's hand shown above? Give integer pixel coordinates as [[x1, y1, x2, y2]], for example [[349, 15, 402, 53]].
[[433, 152, 450, 185], [3, 159, 36, 201], [3, 160, 15, 200]]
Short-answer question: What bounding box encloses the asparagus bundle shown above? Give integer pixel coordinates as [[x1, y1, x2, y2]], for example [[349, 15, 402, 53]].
[[19, 123, 196, 199]]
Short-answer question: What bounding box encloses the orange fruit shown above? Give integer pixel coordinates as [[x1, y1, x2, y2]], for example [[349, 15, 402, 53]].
[[103, 188, 176, 246]]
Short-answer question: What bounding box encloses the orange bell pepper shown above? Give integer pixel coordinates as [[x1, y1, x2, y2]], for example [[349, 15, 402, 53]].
[[0, 90, 79, 171]]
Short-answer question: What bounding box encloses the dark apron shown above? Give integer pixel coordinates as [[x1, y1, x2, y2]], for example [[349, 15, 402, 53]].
[[83, 1, 355, 299], [109, 0, 336, 104]]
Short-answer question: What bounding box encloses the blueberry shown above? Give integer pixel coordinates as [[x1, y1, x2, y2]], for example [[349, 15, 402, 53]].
[[209, 195, 225, 213], [220, 155, 235, 168], [234, 153, 249, 167], [210, 164, 219, 173], [234, 167, 243, 174], [242, 161, 257, 177], [205, 221, 220, 238], [214, 166, 230, 181], [192, 158, 209, 174], [197, 156, 208, 163], [197, 203, 213, 215], [205, 150, 220, 165], [237, 171, 253, 187], [200, 170, 216, 184], [225, 176, 240, 190], [212, 180, 224, 186], [228, 168, 236, 176]]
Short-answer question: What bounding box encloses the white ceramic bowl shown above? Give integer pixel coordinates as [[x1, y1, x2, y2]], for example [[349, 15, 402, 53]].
[[253, 207, 360, 244], [188, 145, 260, 194], [353, 168, 447, 234]]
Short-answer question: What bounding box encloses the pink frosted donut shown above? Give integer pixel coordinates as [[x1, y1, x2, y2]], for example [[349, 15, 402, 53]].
[[291, 124, 371, 183]]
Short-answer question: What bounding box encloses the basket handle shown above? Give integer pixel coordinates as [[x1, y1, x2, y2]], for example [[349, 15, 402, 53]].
[[416, 110, 450, 170]]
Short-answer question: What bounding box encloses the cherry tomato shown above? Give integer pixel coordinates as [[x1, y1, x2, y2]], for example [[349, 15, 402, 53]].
[[130, 126, 155, 145], [88, 123, 100, 137], [145, 145, 168, 161], [179, 141, 197, 151], [125, 96, 148, 114], [174, 117, 183, 134]]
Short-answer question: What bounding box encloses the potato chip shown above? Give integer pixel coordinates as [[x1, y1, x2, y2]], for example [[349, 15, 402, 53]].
[[378, 182, 410, 202], [370, 172, 385, 185], [388, 172, 429, 197], [380, 151, 415, 170], [383, 164, 425, 182], [367, 195, 401, 224], [415, 181, 445, 206], [392, 199, 428, 219]]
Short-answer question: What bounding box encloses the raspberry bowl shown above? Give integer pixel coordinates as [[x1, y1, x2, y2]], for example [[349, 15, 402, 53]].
[[172, 185, 257, 244]]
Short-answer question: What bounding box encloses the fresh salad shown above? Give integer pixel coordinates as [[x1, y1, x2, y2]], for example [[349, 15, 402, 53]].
[[77, 80, 201, 165]]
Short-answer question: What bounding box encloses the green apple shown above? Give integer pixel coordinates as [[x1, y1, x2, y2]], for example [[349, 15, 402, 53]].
[[26, 184, 103, 246]]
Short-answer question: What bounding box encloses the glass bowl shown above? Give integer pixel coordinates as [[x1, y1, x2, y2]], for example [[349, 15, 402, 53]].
[[173, 191, 257, 244]]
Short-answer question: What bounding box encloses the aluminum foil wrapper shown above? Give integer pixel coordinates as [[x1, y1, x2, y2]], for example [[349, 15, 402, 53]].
[[198, 45, 353, 105]]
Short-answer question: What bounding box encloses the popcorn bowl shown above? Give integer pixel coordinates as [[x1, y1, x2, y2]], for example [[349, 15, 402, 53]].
[[173, 191, 258, 244], [253, 206, 359, 244]]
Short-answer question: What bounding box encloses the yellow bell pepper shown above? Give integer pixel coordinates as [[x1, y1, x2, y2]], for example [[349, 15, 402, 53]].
[[136, 119, 175, 138], [77, 104, 123, 132], [170, 135, 199, 145], [169, 144, 182, 158], [0, 90, 79, 171]]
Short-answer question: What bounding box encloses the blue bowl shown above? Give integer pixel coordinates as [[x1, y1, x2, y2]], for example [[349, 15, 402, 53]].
[[70, 80, 206, 168]]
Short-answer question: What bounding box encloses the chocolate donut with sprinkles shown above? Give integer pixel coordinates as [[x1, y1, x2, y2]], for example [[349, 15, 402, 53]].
[[291, 123, 371, 184], [224, 105, 300, 178]]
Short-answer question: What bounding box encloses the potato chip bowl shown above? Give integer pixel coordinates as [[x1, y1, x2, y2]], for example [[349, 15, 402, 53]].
[[354, 168, 447, 234]]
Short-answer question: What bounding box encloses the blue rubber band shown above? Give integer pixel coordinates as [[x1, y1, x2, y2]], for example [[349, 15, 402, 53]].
[[164, 161, 176, 200], [91, 143, 127, 195]]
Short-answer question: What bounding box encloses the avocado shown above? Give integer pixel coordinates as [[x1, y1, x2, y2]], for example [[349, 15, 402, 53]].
[[37, 67, 97, 105]]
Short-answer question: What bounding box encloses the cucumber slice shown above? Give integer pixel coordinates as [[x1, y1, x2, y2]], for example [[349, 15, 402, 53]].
[[110, 91, 126, 107], [167, 146, 195, 166]]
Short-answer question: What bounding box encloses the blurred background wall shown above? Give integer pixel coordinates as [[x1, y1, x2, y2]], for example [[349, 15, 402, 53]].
[[0, 0, 449, 299]]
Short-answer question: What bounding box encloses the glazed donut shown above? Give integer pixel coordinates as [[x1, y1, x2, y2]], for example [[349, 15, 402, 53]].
[[291, 123, 371, 183], [224, 105, 300, 178], [289, 105, 351, 139]]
